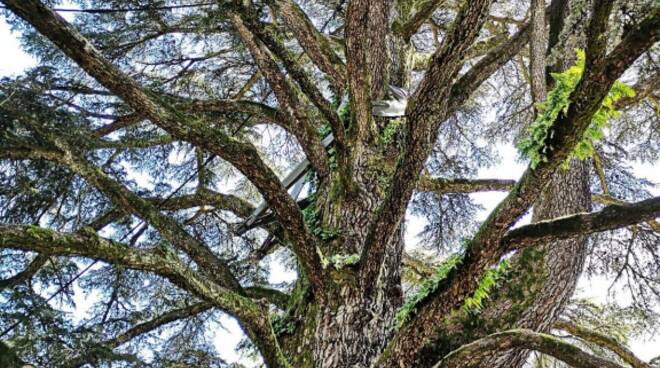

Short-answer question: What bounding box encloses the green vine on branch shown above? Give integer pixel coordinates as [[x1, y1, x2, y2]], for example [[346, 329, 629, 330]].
[[463, 259, 510, 314], [518, 49, 635, 169], [270, 314, 296, 336], [394, 253, 464, 328], [302, 195, 339, 240]]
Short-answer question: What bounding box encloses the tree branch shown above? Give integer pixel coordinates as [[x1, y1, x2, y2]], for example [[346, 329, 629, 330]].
[[87, 189, 255, 231], [417, 177, 516, 194], [228, 11, 330, 178], [269, 0, 346, 93], [432, 329, 626, 368], [359, 0, 494, 294], [344, 0, 391, 144], [66, 302, 213, 368], [93, 113, 143, 137], [395, 0, 449, 41], [93, 98, 285, 138], [244, 286, 290, 310], [503, 196, 660, 248], [529, 0, 548, 109], [0, 224, 290, 368], [0, 253, 49, 290], [592, 194, 660, 232], [234, 3, 346, 154], [448, 17, 531, 110], [555, 320, 652, 368], [25, 133, 243, 293], [183, 98, 287, 125], [1, 0, 326, 293]]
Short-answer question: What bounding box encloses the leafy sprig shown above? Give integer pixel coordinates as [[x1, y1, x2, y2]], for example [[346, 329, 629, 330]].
[[518, 49, 635, 168], [394, 253, 464, 328]]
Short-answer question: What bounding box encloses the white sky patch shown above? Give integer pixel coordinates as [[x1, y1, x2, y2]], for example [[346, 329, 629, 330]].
[[0, 18, 36, 75]]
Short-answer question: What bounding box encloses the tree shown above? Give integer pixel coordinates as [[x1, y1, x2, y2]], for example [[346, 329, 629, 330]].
[[0, 0, 658, 367]]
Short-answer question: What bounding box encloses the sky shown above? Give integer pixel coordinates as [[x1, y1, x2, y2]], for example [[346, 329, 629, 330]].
[[0, 10, 658, 366]]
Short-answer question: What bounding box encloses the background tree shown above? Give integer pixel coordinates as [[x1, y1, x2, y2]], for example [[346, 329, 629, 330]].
[[0, 0, 658, 367]]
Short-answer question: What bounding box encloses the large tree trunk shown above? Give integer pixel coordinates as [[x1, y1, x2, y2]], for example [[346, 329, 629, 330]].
[[299, 4, 412, 365], [278, 212, 404, 368], [280, 139, 406, 368], [314, 236, 403, 368], [486, 159, 592, 367]]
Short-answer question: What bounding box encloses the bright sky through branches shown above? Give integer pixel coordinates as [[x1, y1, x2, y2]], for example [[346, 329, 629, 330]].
[[0, 6, 658, 364]]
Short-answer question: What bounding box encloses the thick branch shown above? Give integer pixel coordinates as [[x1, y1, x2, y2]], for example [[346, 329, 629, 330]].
[[503, 196, 660, 247], [0, 254, 49, 290], [1, 0, 326, 293], [432, 329, 626, 368], [0, 224, 289, 368], [396, 0, 449, 41], [529, 0, 548, 108], [448, 18, 531, 109], [229, 11, 330, 178], [244, 286, 290, 310], [234, 3, 346, 152], [183, 98, 287, 125], [555, 320, 652, 368], [417, 177, 515, 194], [93, 98, 287, 136], [270, 0, 346, 93], [92, 135, 174, 149], [592, 194, 660, 232], [359, 0, 494, 293]]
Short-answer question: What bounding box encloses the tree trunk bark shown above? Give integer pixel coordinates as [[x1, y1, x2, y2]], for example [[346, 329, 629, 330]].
[[279, 229, 404, 368], [485, 159, 592, 367], [281, 144, 405, 368], [314, 243, 402, 368]]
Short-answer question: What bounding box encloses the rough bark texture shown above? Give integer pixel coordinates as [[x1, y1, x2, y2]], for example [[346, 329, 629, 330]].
[[1, 0, 658, 367], [487, 160, 592, 368], [433, 329, 627, 368], [470, 0, 590, 361], [529, 0, 548, 108]]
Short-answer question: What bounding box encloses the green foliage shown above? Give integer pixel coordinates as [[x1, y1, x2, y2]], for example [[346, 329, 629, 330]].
[[518, 49, 635, 168], [301, 195, 339, 240], [395, 254, 464, 328], [463, 259, 510, 314], [270, 314, 296, 336], [518, 49, 586, 168], [317, 124, 332, 140], [0, 341, 25, 368], [380, 118, 403, 145], [338, 101, 351, 124], [322, 253, 360, 270], [571, 80, 635, 165]]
